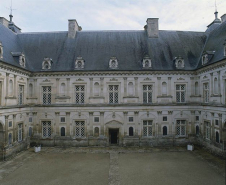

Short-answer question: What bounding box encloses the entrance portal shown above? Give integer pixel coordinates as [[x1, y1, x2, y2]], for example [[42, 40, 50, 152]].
[[109, 128, 119, 145]]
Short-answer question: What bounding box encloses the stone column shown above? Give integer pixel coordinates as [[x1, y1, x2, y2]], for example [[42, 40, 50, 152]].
[[6, 73, 9, 96], [123, 112, 128, 135], [32, 112, 38, 136], [66, 78, 70, 97], [66, 112, 70, 136], [56, 78, 60, 96], [168, 77, 171, 96], [134, 111, 139, 136], [13, 75, 17, 97], [210, 73, 213, 96], [100, 77, 104, 97], [217, 71, 221, 96], [55, 112, 60, 135], [33, 79, 37, 97], [100, 112, 104, 136], [190, 111, 195, 135], [89, 78, 93, 97], [5, 115, 9, 145], [12, 114, 16, 142], [168, 111, 173, 135], [134, 77, 138, 97], [157, 77, 161, 96], [89, 112, 93, 136], [218, 113, 222, 143], [123, 77, 127, 97], [190, 77, 194, 96]]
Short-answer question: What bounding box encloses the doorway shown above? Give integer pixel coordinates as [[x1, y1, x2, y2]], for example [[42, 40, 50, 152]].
[[109, 128, 119, 145]]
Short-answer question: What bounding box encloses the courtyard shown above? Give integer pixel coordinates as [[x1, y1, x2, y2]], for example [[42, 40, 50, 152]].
[[0, 146, 225, 185]]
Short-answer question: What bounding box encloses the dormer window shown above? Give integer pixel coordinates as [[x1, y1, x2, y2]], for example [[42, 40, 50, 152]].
[[109, 57, 118, 69], [202, 54, 208, 65], [42, 57, 52, 70], [75, 57, 85, 69], [19, 54, 26, 68], [0, 42, 3, 59], [142, 55, 151, 68], [175, 56, 184, 69]]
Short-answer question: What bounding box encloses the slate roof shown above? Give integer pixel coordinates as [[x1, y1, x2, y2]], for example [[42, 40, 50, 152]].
[[0, 19, 225, 72]]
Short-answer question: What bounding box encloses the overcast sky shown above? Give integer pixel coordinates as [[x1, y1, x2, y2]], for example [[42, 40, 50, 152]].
[[0, 0, 225, 32]]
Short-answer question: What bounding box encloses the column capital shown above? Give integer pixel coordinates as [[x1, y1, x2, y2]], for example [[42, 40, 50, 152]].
[[32, 112, 37, 116], [55, 112, 60, 116], [218, 113, 222, 118], [34, 79, 37, 82], [190, 110, 195, 115], [168, 77, 172, 80], [123, 77, 127, 80], [13, 114, 17, 118], [6, 73, 10, 76], [100, 112, 104, 116], [134, 111, 139, 115], [89, 78, 93, 81], [217, 71, 220, 74], [5, 115, 9, 120], [168, 111, 173, 115], [66, 78, 70, 81], [157, 77, 161, 80], [157, 111, 162, 115], [190, 77, 194, 80], [123, 111, 128, 115], [210, 73, 213, 76], [26, 112, 29, 116], [89, 112, 94, 116], [66, 112, 70, 116], [134, 77, 138, 80], [56, 78, 60, 81], [100, 77, 104, 81]]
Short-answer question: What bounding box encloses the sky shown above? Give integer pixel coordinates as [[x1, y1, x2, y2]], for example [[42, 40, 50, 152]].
[[0, 0, 225, 32]]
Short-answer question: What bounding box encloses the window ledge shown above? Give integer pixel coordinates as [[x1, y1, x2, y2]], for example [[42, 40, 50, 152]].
[[190, 95, 201, 97], [89, 96, 105, 99], [5, 96, 16, 99], [123, 96, 139, 98], [157, 95, 173, 98], [55, 96, 71, 99], [27, 97, 38, 99], [210, 94, 222, 97]]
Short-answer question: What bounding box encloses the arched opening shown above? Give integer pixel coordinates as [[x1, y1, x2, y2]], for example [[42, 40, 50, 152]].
[[145, 60, 149, 67], [61, 127, 65, 136], [94, 82, 100, 96], [44, 61, 49, 69], [129, 127, 133, 136], [178, 60, 182, 68], [29, 83, 33, 97], [77, 61, 82, 68], [8, 133, 12, 145], [94, 127, 99, 137], [60, 83, 66, 95], [216, 131, 219, 143], [9, 80, 13, 96], [128, 82, 134, 96], [162, 82, 167, 95], [196, 125, 199, 135], [163, 126, 167, 135], [214, 78, 218, 94]]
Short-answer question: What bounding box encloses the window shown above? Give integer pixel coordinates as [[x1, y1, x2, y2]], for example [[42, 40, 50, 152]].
[[8, 133, 12, 145], [195, 82, 199, 95], [176, 84, 186, 103], [205, 122, 210, 140], [129, 127, 134, 136], [163, 116, 167, 121], [128, 117, 134, 122], [8, 121, 12, 127], [75, 85, 85, 104], [60, 83, 66, 95], [94, 127, 99, 137], [111, 60, 116, 68], [196, 116, 199, 121], [29, 117, 32, 122], [216, 131, 219, 143], [42, 86, 51, 105], [29, 127, 32, 137], [18, 85, 24, 105], [143, 85, 152, 103], [109, 57, 118, 69], [162, 82, 167, 95], [42, 121, 51, 138], [18, 123, 23, 142], [196, 125, 199, 135], [163, 126, 167, 135], [203, 83, 209, 103], [43, 61, 50, 69], [75, 57, 85, 69], [215, 120, 219, 126], [94, 82, 100, 96], [128, 82, 134, 96], [142, 56, 151, 68], [109, 85, 119, 104], [29, 83, 33, 97], [94, 117, 99, 122], [9, 80, 13, 96], [60, 117, 66, 123], [19, 55, 26, 68], [75, 121, 85, 137], [143, 120, 153, 137], [145, 60, 149, 67], [176, 120, 186, 136], [214, 78, 218, 94], [61, 127, 65, 136], [42, 58, 52, 70], [202, 54, 208, 65], [175, 58, 185, 69]]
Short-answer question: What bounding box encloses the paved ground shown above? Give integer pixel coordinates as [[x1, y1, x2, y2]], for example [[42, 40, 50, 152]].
[[0, 146, 225, 185]]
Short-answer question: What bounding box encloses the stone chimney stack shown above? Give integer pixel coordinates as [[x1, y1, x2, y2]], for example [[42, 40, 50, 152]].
[[68, 19, 81, 38], [145, 18, 159, 38], [221, 14, 226, 23]]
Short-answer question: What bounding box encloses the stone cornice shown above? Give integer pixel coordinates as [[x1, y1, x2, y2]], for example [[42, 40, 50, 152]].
[[196, 59, 226, 74], [0, 61, 31, 76]]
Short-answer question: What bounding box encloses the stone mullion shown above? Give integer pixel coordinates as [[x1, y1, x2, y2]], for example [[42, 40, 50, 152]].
[[13, 114, 17, 142], [89, 112, 93, 136], [55, 112, 60, 135], [100, 112, 104, 136], [168, 77, 171, 96], [134, 77, 138, 97], [66, 112, 70, 136], [33, 79, 37, 97], [123, 78, 127, 97], [157, 77, 161, 96]]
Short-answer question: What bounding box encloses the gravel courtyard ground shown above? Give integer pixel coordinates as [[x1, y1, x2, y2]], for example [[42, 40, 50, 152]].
[[0, 146, 225, 185]]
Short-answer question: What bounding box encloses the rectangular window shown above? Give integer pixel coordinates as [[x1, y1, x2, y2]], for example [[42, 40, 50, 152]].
[[75, 85, 85, 104], [143, 120, 153, 137], [60, 117, 66, 123], [143, 85, 152, 103], [42, 121, 51, 138], [8, 121, 12, 127], [205, 121, 210, 140], [163, 116, 167, 121], [18, 123, 23, 142], [29, 117, 32, 123], [129, 117, 134, 122], [196, 116, 199, 121], [75, 121, 85, 137], [176, 85, 186, 103], [109, 85, 119, 104], [18, 85, 24, 105], [203, 83, 209, 103], [42, 86, 51, 105], [176, 120, 186, 136], [94, 117, 99, 122], [215, 120, 218, 126]]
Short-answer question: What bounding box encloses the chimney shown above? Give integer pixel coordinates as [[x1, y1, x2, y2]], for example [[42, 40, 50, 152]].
[[145, 18, 159, 38], [221, 14, 226, 23], [68, 19, 81, 38]]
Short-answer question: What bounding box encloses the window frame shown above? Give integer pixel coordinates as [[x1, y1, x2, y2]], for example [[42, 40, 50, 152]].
[[175, 84, 186, 103], [42, 86, 52, 105], [94, 116, 100, 123], [108, 85, 119, 104], [74, 85, 85, 104], [142, 120, 153, 137], [176, 120, 186, 137], [75, 120, 86, 138], [42, 121, 52, 138], [203, 82, 209, 103], [18, 84, 24, 105], [142, 84, 153, 103], [17, 123, 23, 142]]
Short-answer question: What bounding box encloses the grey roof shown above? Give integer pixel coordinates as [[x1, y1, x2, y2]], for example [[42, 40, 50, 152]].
[[1, 19, 225, 72]]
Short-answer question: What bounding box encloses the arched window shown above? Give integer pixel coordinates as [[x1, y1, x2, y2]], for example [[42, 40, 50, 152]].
[[195, 82, 199, 95], [129, 127, 133, 136], [29, 83, 33, 97], [163, 126, 167, 135], [61, 127, 65, 136], [178, 60, 182, 68], [8, 133, 12, 145], [94, 127, 99, 137], [60, 83, 66, 95], [196, 125, 199, 135], [94, 82, 100, 96], [216, 131, 219, 143], [29, 127, 32, 137], [44, 61, 49, 69], [77, 61, 82, 68], [128, 82, 134, 96], [162, 82, 167, 95], [9, 80, 13, 96], [145, 60, 149, 67], [214, 78, 218, 94]]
